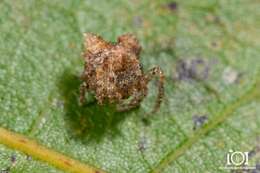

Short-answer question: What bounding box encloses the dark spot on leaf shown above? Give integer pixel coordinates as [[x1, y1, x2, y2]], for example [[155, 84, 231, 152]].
[[166, 2, 178, 12], [141, 117, 151, 126], [174, 58, 213, 81], [175, 59, 190, 81], [10, 154, 16, 163], [248, 145, 260, 158], [211, 41, 217, 47], [26, 155, 32, 161], [192, 115, 208, 130], [210, 41, 222, 50]]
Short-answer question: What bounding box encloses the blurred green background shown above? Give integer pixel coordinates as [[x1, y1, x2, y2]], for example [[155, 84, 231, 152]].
[[0, 0, 259, 172]]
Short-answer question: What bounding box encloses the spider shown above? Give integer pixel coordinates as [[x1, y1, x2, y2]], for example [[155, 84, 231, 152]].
[[80, 33, 165, 113]]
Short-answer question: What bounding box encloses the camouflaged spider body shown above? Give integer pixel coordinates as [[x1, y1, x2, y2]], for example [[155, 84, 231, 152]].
[[80, 33, 164, 112]]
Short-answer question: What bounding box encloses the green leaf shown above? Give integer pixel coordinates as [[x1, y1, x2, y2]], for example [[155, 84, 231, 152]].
[[0, 0, 259, 173]]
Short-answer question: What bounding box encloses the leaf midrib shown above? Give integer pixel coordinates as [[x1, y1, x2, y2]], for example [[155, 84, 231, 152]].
[[0, 127, 105, 173]]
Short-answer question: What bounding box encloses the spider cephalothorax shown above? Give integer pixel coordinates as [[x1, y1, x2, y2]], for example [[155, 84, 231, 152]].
[[80, 33, 164, 112]]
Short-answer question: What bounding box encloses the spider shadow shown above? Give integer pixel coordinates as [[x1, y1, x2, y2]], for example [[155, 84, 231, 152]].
[[58, 70, 131, 144]]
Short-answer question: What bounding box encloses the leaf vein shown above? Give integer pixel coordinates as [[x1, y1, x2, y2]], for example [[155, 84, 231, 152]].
[[150, 78, 260, 173]]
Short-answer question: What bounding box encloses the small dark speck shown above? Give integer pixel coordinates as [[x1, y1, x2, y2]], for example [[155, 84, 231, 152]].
[[248, 149, 256, 158], [141, 117, 151, 126], [26, 155, 32, 161], [192, 115, 208, 130], [211, 41, 217, 47], [249, 146, 260, 158], [138, 136, 148, 152], [10, 154, 16, 163], [167, 2, 178, 11]]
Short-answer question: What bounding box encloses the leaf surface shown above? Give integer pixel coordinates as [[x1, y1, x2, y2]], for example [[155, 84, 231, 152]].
[[0, 0, 259, 172]]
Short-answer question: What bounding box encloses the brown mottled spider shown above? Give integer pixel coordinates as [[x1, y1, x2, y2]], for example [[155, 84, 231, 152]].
[[80, 33, 165, 113]]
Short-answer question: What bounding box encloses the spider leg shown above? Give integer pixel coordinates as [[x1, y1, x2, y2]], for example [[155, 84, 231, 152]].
[[79, 82, 88, 105], [145, 66, 165, 113], [116, 90, 146, 112]]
